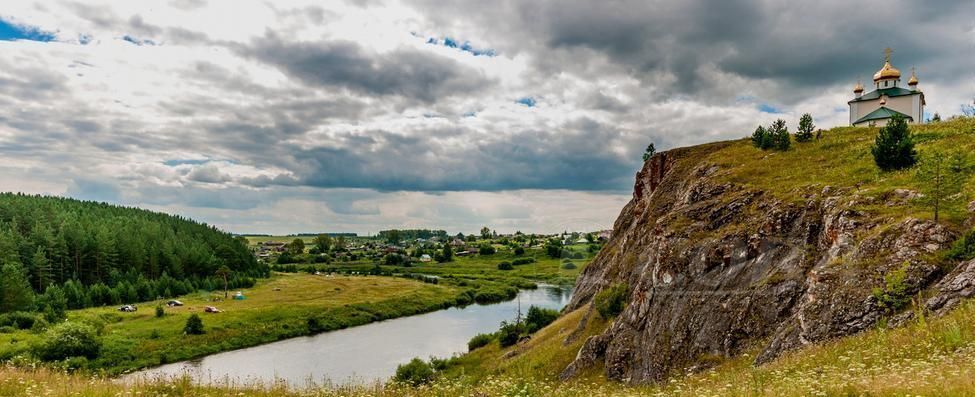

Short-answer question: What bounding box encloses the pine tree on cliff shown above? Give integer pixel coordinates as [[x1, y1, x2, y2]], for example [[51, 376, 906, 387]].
[[871, 114, 917, 171], [796, 113, 814, 142], [915, 150, 967, 224]]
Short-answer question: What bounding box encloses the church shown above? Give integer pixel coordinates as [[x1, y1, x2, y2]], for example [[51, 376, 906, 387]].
[[848, 48, 925, 126]]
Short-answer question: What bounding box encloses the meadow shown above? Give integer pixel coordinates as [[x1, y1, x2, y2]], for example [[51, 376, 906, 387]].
[[0, 273, 461, 375]]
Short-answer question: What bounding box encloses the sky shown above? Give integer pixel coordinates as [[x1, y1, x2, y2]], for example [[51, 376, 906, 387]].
[[0, 1, 972, 235]]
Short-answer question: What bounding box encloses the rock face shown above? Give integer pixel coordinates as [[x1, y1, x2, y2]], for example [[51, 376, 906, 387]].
[[560, 145, 958, 384]]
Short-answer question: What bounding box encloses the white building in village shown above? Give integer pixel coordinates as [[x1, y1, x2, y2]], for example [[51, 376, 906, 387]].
[[849, 48, 925, 127]]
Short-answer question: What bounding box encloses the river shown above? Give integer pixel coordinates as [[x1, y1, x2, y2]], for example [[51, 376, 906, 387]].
[[124, 284, 572, 387]]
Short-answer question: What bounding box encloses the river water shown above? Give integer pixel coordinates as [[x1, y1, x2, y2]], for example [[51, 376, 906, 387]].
[[124, 284, 572, 387]]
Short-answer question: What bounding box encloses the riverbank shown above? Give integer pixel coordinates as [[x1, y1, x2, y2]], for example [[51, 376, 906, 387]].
[[0, 273, 462, 375]]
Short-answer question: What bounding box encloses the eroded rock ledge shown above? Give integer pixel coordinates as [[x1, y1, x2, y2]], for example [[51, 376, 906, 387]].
[[560, 145, 960, 384]]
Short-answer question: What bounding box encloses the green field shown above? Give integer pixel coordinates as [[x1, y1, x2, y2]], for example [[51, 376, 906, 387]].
[[0, 273, 461, 374]]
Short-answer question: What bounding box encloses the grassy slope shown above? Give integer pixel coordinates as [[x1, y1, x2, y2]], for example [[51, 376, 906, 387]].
[[0, 273, 460, 374]]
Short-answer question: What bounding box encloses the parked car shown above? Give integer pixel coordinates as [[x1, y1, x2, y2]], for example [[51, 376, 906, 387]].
[[166, 300, 184, 307], [118, 305, 137, 312], [204, 306, 221, 313]]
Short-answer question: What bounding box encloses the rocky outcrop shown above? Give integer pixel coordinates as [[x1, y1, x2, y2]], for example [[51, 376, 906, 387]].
[[560, 146, 960, 384]]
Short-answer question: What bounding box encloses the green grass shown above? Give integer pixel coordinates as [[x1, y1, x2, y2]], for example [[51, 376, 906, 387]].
[[704, 117, 975, 224], [0, 273, 460, 374]]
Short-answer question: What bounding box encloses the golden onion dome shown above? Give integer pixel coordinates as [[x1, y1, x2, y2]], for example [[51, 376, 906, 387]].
[[873, 61, 901, 81], [853, 80, 864, 93], [908, 68, 918, 85]]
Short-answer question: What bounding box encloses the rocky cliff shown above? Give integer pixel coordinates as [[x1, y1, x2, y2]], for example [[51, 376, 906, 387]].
[[560, 139, 973, 384]]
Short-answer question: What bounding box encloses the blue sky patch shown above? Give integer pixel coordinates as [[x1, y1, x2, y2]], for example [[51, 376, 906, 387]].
[[516, 97, 537, 107], [123, 35, 156, 46], [757, 103, 781, 114], [462, 111, 477, 118], [0, 18, 55, 42], [425, 35, 496, 57]]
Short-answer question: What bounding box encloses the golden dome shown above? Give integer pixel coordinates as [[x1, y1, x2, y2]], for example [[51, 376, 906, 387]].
[[853, 80, 864, 93], [908, 67, 918, 85], [873, 61, 901, 81]]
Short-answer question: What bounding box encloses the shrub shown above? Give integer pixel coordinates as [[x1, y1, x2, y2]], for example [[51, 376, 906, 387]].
[[946, 229, 975, 261], [872, 262, 911, 313], [511, 258, 536, 266], [871, 114, 917, 171], [467, 332, 495, 351], [562, 262, 577, 270], [513, 246, 525, 256], [155, 305, 165, 318], [184, 314, 205, 335], [497, 320, 526, 347], [34, 322, 101, 361], [594, 283, 630, 319], [0, 312, 40, 330], [394, 357, 434, 385], [525, 306, 559, 333], [497, 261, 513, 270], [307, 316, 324, 333], [479, 244, 496, 255]]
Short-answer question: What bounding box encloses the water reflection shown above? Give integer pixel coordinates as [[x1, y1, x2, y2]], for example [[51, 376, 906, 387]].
[[125, 284, 572, 387]]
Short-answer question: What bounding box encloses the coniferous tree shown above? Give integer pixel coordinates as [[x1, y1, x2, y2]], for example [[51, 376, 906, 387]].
[[796, 113, 815, 142], [0, 262, 35, 312], [768, 119, 791, 150], [31, 247, 52, 291], [915, 151, 968, 224], [751, 125, 767, 148], [871, 114, 917, 171]]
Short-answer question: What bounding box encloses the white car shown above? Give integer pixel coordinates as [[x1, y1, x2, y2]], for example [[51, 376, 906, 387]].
[[166, 300, 184, 307], [118, 305, 137, 312]]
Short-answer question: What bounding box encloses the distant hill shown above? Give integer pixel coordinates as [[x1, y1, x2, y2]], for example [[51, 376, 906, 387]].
[[0, 193, 266, 310]]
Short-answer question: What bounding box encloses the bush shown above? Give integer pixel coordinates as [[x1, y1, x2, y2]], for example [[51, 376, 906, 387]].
[[497, 261, 513, 270], [498, 320, 526, 347], [594, 283, 630, 319], [184, 314, 205, 335], [562, 262, 577, 270], [525, 306, 559, 333], [871, 114, 917, 171], [467, 332, 495, 351], [946, 229, 975, 261], [394, 357, 434, 385], [0, 312, 40, 330], [872, 262, 911, 313], [478, 244, 496, 255], [511, 258, 536, 266], [33, 322, 101, 361], [155, 305, 165, 318], [513, 246, 525, 256]]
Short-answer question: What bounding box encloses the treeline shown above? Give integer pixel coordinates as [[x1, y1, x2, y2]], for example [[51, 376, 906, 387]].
[[0, 193, 267, 314], [378, 229, 448, 243]]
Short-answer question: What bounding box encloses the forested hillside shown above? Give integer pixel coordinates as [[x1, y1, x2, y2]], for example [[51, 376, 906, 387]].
[[0, 193, 266, 315]]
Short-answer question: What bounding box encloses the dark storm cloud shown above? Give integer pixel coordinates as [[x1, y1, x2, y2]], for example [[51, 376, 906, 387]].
[[409, 0, 972, 101], [240, 33, 494, 103], [272, 117, 637, 192]]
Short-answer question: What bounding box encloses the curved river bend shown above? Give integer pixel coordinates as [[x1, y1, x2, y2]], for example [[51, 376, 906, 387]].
[[125, 284, 571, 387]]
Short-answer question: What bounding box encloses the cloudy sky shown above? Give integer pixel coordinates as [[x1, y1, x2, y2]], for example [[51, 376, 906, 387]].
[[0, 1, 972, 235]]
